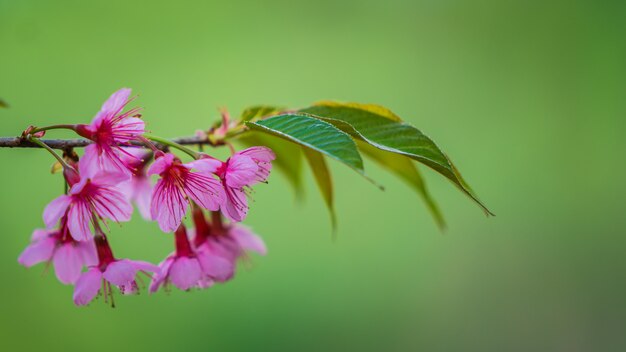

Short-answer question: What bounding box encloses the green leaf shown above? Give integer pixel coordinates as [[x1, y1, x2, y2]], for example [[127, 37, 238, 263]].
[[237, 131, 304, 199], [246, 113, 380, 188], [303, 148, 337, 233], [300, 102, 492, 216], [358, 141, 446, 230], [240, 105, 284, 122], [0, 98, 7, 108]]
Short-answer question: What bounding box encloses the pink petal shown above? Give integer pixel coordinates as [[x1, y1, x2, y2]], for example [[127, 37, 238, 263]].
[[150, 256, 175, 293], [80, 144, 131, 180], [78, 240, 98, 267], [147, 153, 175, 176], [103, 259, 137, 286], [53, 243, 83, 284], [151, 178, 189, 232], [169, 257, 203, 290], [130, 260, 159, 273], [17, 237, 56, 267], [185, 158, 222, 174], [184, 172, 225, 212], [237, 146, 276, 162], [210, 237, 240, 262], [111, 117, 145, 143], [237, 146, 275, 183], [91, 169, 131, 187], [196, 245, 235, 282], [230, 224, 267, 255], [91, 186, 133, 222], [78, 144, 102, 180], [98, 88, 131, 119], [197, 277, 215, 289], [67, 200, 93, 241], [130, 177, 153, 220], [73, 268, 103, 306], [69, 176, 89, 195], [224, 154, 258, 188], [120, 146, 150, 161], [43, 195, 71, 228], [31, 228, 54, 241], [221, 185, 248, 222]]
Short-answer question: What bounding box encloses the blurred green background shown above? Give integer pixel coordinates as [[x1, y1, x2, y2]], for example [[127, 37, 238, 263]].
[[1, 0, 625, 351]]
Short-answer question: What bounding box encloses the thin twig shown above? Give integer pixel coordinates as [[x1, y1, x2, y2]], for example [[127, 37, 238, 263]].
[[0, 135, 224, 150]]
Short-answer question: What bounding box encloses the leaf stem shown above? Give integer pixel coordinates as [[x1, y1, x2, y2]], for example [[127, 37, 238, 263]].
[[27, 136, 72, 169], [30, 124, 76, 134], [144, 133, 200, 159]]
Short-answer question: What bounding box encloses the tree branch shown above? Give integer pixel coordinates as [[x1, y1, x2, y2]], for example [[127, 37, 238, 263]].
[[0, 136, 220, 150]]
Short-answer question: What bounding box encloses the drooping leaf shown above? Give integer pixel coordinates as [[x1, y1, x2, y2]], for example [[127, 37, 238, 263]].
[[240, 105, 284, 122], [358, 141, 445, 230], [303, 148, 337, 233], [237, 131, 304, 200], [300, 102, 492, 215], [246, 113, 381, 188]]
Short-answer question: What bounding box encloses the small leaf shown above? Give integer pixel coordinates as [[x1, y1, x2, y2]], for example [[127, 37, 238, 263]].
[[300, 102, 492, 215], [303, 148, 337, 233], [359, 141, 445, 230], [238, 132, 304, 200], [240, 105, 284, 122], [0, 98, 8, 108], [246, 113, 381, 188]]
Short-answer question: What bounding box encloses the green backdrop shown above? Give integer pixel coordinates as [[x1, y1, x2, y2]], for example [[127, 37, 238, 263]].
[[1, 0, 625, 351]]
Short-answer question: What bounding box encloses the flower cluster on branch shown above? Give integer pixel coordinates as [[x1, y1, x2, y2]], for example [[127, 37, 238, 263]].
[[18, 88, 275, 306]]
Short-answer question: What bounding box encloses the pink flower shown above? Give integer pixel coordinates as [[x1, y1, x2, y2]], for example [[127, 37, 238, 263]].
[[118, 148, 153, 220], [18, 222, 97, 285], [191, 209, 266, 282], [208, 223, 267, 259], [76, 88, 144, 177], [73, 236, 158, 306], [148, 152, 225, 232], [150, 225, 232, 292], [43, 159, 132, 242], [196, 147, 275, 222]]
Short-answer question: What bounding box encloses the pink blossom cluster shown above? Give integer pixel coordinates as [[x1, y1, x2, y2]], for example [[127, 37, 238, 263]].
[[18, 88, 275, 306]]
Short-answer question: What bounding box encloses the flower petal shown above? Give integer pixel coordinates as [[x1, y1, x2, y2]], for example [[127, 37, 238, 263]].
[[184, 172, 225, 212], [31, 228, 54, 241], [103, 259, 137, 286], [197, 245, 235, 282], [221, 185, 248, 222], [237, 146, 276, 162], [169, 257, 203, 290], [53, 243, 84, 284], [231, 224, 267, 255], [131, 260, 159, 273], [67, 200, 93, 241], [18, 237, 56, 267], [78, 240, 98, 267], [99, 88, 131, 119], [236, 146, 275, 183], [133, 177, 153, 220], [111, 117, 145, 143], [151, 178, 189, 232], [185, 158, 222, 174], [147, 153, 175, 176], [80, 144, 131, 180], [73, 268, 102, 306], [224, 154, 258, 188], [92, 186, 133, 223], [43, 195, 71, 228], [149, 256, 175, 293]]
